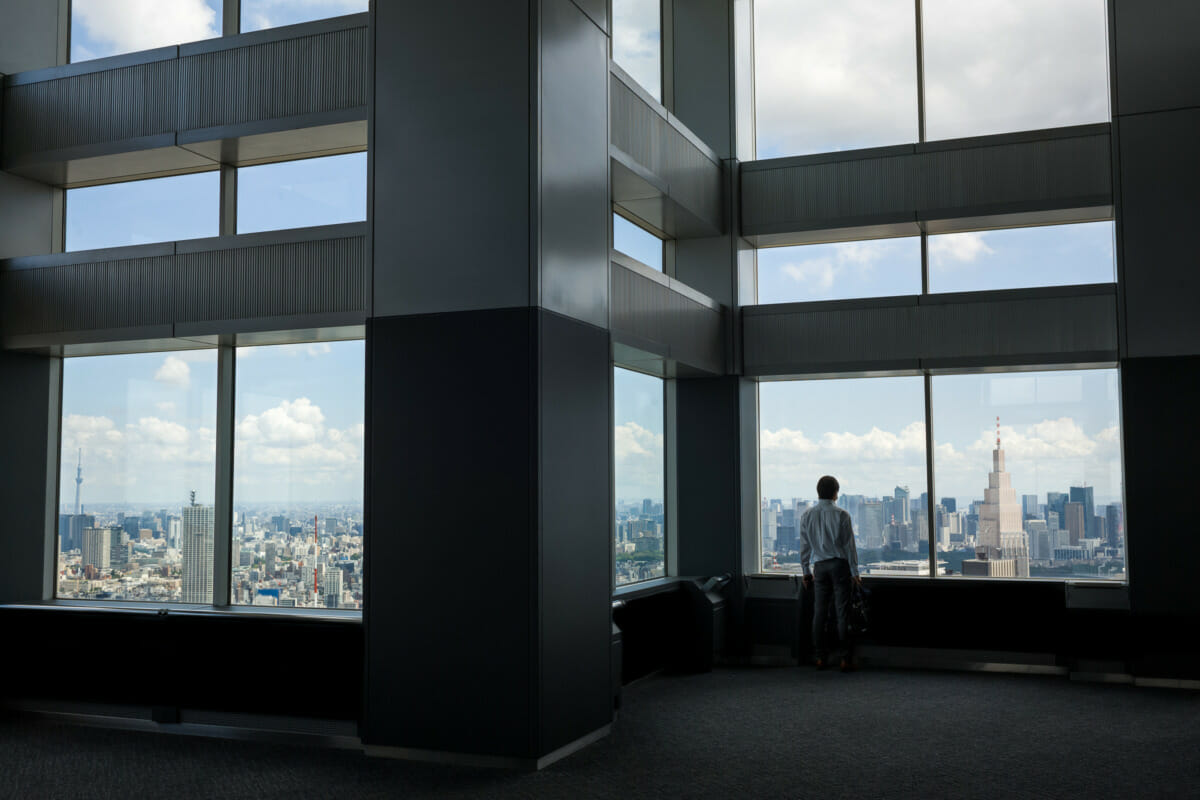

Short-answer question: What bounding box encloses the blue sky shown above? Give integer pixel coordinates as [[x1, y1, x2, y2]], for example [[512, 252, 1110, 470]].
[[70, 0, 367, 63], [756, 222, 1115, 303], [61, 343, 364, 507], [613, 214, 663, 271], [614, 367, 664, 504]]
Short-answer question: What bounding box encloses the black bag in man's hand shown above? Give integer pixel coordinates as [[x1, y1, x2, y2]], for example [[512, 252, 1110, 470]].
[[847, 584, 871, 637]]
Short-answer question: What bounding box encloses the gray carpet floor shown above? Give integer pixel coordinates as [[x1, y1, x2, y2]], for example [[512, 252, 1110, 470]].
[[3, 667, 1199, 799]]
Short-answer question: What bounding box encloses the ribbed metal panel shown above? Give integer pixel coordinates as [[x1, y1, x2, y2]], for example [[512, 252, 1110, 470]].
[[742, 150, 916, 230], [178, 27, 367, 131], [2, 21, 367, 169], [610, 263, 723, 374], [743, 301, 922, 374], [609, 72, 722, 232], [741, 126, 1112, 240], [922, 291, 1118, 361], [2, 60, 178, 155], [1, 232, 365, 339], [743, 287, 1118, 376]]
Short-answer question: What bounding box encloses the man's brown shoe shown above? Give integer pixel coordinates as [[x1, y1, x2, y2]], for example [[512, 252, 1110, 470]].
[[839, 658, 855, 672], [814, 658, 828, 670]]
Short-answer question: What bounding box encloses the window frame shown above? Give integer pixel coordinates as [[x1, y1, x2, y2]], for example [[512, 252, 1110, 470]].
[[612, 364, 671, 590], [752, 363, 1127, 584], [50, 337, 365, 616]]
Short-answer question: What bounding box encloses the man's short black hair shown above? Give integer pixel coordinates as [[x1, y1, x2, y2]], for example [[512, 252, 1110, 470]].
[[817, 475, 839, 500]]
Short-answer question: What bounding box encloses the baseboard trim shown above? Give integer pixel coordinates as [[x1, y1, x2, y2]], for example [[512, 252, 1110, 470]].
[[365, 723, 612, 771], [5, 703, 362, 749]]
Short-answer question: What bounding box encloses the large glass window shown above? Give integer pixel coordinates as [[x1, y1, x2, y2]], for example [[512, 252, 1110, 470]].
[[66, 173, 219, 252], [759, 377, 928, 575], [237, 154, 367, 235], [614, 367, 665, 585], [756, 237, 921, 304], [613, 213, 663, 272], [754, 0, 918, 158], [57, 351, 218, 602], [612, 0, 662, 102], [71, 0, 221, 62], [242, 1, 367, 32], [928, 222, 1115, 294], [922, 0, 1110, 141], [231, 341, 365, 609], [932, 369, 1123, 580]]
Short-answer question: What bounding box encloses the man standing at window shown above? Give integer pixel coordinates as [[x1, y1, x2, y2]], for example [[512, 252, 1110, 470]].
[[800, 475, 861, 671]]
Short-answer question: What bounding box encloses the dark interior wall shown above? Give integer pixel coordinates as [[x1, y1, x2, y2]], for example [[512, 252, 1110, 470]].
[[0, 608, 363, 719], [0, 352, 54, 603], [364, 309, 535, 756], [536, 310, 612, 753], [676, 376, 741, 578], [370, 0, 531, 317], [1120, 357, 1200, 616]]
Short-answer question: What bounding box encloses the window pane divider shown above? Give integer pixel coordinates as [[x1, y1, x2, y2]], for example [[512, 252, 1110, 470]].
[[924, 372, 937, 578], [212, 345, 236, 607]]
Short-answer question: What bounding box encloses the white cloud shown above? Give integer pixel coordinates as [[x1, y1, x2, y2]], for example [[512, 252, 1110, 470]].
[[928, 232, 995, 268], [73, 0, 219, 54], [760, 422, 929, 500], [777, 239, 901, 292], [241, 1, 368, 32], [754, 0, 1108, 156], [155, 401, 177, 415], [612, 0, 662, 98], [238, 398, 325, 445], [132, 417, 189, 447], [154, 356, 191, 389], [614, 421, 664, 501]]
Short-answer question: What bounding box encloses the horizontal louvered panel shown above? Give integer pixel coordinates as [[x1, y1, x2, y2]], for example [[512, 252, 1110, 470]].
[[2, 17, 367, 170], [3, 61, 178, 155], [1, 229, 365, 339], [178, 27, 367, 131], [610, 262, 724, 374], [743, 286, 1118, 375], [742, 125, 1112, 241], [609, 70, 722, 235]]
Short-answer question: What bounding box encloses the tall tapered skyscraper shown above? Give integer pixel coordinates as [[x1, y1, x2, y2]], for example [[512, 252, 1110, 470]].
[[181, 493, 214, 604], [965, 418, 1029, 577]]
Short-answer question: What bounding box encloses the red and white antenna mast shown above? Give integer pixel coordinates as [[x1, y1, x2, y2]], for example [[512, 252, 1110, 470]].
[[996, 415, 1001, 448]]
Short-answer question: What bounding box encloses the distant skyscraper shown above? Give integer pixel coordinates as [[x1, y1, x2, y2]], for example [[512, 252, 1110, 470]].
[[1046, 492, 1068, 528], [894, 486, 911, 525], [1070, 486, 1096, 539], [860, 501, 885, 549], [181, 495, 215, 604], [1022, 494, 1039, 519], [1105, 504, 1123, 548], [81, 527, 111, 571], [1064, 502, 1086, 546], [966, 417, 1028, 577], [942, 498, 956, 513]]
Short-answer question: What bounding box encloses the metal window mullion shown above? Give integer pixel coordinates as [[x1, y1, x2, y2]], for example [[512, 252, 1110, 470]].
[[212, 345, 236, 607], [45, 358, 64, 600], [223, 0, 240, 36], [664, 378, 678, 578], [914, 0, 926, 144], [219, 165, 237, 237], [924, 373, 937, 578]]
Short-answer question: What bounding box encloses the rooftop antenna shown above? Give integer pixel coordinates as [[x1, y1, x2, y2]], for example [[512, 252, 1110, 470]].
[[189, 489, 196, 507], [996, 415, 1001, 448]]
